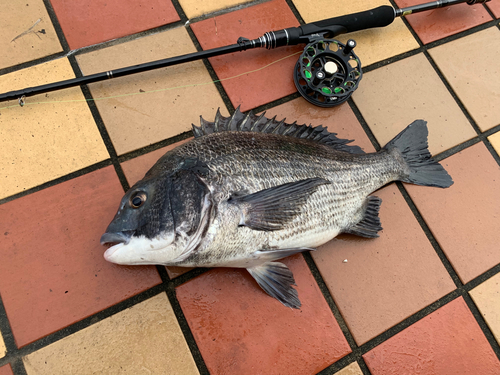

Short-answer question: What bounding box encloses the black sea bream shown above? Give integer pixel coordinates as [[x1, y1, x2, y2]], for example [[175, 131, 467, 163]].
[[101, 108, 453, 308]]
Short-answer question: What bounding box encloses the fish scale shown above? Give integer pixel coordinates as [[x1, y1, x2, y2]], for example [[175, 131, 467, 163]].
[[101, 109, 453, 308]]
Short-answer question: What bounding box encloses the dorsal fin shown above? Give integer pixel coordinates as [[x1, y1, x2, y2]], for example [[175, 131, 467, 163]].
[[192, 106, 364, 154]]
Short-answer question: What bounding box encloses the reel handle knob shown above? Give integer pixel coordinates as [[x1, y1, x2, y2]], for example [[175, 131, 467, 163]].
[[343, 39, 356, 55]]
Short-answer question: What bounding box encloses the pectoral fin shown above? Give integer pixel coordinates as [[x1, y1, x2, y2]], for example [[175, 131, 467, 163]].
[[229, 178, 330, 231], [344, 196, 383, 238], [247, 262, 301, 309]]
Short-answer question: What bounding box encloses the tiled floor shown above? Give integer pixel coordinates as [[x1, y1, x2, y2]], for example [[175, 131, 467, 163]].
[[0, 0, 499, 374]]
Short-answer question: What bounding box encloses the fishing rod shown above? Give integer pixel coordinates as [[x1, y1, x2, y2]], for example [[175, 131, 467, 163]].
[[0, 0, 489, 108]]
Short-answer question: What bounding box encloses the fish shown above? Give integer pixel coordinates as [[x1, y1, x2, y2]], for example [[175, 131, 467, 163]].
[[101, 108, 453, 308]]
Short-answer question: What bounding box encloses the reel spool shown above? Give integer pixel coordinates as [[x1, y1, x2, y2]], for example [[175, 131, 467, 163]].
[[293, 38, 362, 107]]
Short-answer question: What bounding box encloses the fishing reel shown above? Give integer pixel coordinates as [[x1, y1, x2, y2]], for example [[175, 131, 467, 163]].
[[293, 38, 362, 107]]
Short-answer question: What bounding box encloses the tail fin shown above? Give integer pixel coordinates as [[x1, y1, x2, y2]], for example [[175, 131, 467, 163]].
[[384, 120, 453, 188]]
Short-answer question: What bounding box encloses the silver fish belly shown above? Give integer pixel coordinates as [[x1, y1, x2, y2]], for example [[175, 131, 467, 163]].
[[101, 108, 453, 308]]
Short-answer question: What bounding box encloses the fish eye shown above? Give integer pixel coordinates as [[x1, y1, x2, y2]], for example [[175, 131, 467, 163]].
[[129, 192, 147, 209]]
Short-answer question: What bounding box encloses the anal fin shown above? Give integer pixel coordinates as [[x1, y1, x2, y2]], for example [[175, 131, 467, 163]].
[[344, 196, 383, 238], [247, 262, 301, 309]]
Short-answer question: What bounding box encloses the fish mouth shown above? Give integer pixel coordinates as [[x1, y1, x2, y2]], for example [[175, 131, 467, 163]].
[[100, 231, 132, 246], [101, 231, 134, 263]]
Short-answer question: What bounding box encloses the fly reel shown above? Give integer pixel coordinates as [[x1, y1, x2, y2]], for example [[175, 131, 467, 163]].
[[293, 38, 362, 107]]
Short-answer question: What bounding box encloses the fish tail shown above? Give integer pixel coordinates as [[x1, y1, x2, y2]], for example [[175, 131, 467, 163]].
[[384, 120, 453, 188]]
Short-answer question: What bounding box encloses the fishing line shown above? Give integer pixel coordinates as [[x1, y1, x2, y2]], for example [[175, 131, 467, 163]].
[[0, 51, 302, 111]]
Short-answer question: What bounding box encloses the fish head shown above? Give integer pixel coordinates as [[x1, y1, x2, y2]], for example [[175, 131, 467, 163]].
[[101, 163, 211, 266]]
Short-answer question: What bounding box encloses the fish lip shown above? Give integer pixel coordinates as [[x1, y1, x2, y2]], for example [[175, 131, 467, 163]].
[[100, 231, 132, 246]]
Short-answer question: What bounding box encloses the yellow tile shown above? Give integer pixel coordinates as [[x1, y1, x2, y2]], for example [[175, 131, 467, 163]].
[[470, 273, 500, 345], [292, 0, 419, 66], [23, 293, 199, 375], [179, 0, 252, 19], [429, 27, 500, 132], [0, 58, 109, 199], [352, 53, 476, 155], [488, 131, 500, 156], [0, 332, 6, 358], [334, 362, 363, 375], [76, 27, 227, 155], [0, 0, 63, 69]]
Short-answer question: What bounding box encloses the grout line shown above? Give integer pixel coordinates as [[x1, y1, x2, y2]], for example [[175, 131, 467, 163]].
[[356, 289, 461, 353], [481, 131, 500, 167], [155, 260, 210, 374], [5, 284, 166, 361], [248, 92, 301, 115], [302, 252, 372, 375], [117, 131, 194, 163], [184, 23, 234, 114], [10, 359, 27, 375], [170, 0, 189, 23], [423, 49, 500, 167], [181, 0, 272, 25], [388, 0, 424, 47], [0, 159, 113, 206], [69, 58, 130, 192], [395, 182, 463, 288], [164, 282, 210, 375], [482, 2, 498, 22], [0, 51, 69, 77], [78, 85, 131, 192], [357, 357, 373, 375], [361, 18, 499, 74], [66, 20, 188, 58], [465, 263, 500, 292], [423, 51, 483, 135], [0, 296, 19, 369], [432, 137, 482, 162], [170, 268, 211, 288], [347, 99, 381, 151], [284, 0, 305, 24], [301, 253, 358, 350], [42, 0, 71, 54], [462, 290, 500, 362]]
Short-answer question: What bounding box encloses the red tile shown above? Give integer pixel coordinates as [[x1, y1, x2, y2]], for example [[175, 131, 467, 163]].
[[312, 184, 456, 345], [0, 167, 162, 347], [190, 0, 303, 111], [394, 0, 492, 44], [406, 143, 500, 283], [487, 1, 500, 18], [363, 297, 500, 375], [176, 254, 351, 374], [50, 0, 180, 49], [0, 364, 13, 375]]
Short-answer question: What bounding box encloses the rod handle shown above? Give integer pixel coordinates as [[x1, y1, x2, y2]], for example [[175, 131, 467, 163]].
[[299, 5, 396, 38]]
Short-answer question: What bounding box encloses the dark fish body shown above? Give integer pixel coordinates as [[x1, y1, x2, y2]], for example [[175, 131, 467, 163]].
[[101, 109, 453, 308]]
